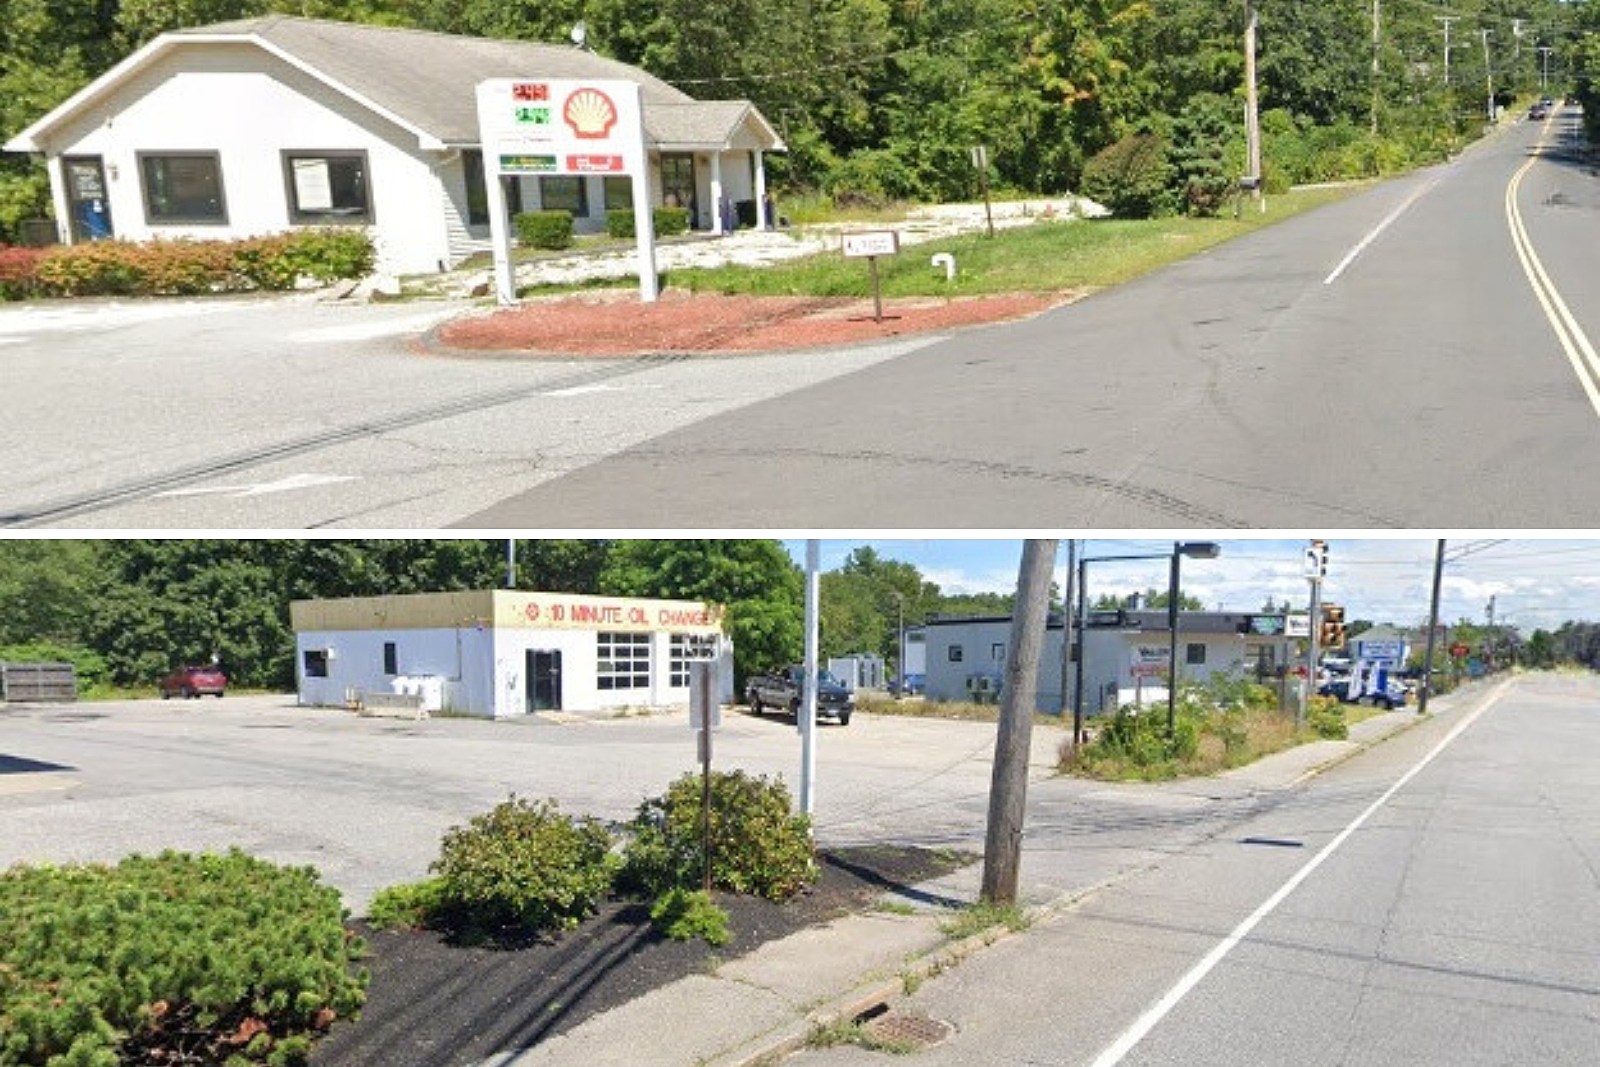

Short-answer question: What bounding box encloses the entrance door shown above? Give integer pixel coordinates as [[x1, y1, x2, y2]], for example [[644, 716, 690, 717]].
[[63, 156, 114, 242], [527, 649, 562, 712]]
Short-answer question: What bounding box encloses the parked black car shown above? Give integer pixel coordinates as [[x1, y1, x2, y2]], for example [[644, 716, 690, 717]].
[[746, 665, 854, 725]]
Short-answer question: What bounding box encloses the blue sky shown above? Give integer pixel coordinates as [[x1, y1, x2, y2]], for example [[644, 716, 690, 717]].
[[781, 538, 1600, 631]]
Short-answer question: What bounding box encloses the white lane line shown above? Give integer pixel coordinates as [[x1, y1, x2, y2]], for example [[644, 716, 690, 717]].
[[1323, 177, 1440, 285], [0, 337, 23, 346], [287, 310, 459, 343], [1503, 128, 1600, 419], [1088, 678, 1513, 1067]]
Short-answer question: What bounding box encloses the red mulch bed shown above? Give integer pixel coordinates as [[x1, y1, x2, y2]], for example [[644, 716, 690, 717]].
[[433, 289, 1071, 356]]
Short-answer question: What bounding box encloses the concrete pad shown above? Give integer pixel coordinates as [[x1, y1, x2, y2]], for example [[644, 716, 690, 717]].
[[716, 912, 948, 1007], [488, 974, 792, 1067]]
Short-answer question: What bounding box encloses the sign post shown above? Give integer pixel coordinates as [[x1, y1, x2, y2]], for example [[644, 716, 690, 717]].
[[689, 657, 721, 894], [841, 230, 899, 323], [476, 78, 657, 306]]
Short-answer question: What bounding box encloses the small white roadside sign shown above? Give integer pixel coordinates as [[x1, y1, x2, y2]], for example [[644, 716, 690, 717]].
[[475, 78, 657, 306], [841, 230, 899, 258]]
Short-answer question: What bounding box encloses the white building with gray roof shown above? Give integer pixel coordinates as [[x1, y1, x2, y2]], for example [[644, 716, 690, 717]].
[[5, 16, 785, 275]]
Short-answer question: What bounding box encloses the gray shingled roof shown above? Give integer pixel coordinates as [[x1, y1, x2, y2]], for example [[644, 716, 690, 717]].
[[176, 16, 777, 150]]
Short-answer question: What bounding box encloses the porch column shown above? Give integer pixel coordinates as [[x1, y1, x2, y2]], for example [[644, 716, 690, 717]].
[[709, 153, 725, 234], [753, 150, 770, 231]]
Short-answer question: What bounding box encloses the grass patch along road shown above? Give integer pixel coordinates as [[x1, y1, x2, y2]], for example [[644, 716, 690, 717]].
[[672, 186, 1355, 299]]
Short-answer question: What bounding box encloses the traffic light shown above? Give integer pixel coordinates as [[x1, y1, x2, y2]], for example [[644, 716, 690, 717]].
[[1320, 604, 1346, 649], [1304, 539, 1328, 580]]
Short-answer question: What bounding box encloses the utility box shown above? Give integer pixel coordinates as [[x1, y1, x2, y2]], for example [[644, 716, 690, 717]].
[[1, 662, 78, 703]]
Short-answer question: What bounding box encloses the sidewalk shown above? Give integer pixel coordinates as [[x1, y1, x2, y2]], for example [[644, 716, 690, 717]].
[[485, 692, 1451, 1067]]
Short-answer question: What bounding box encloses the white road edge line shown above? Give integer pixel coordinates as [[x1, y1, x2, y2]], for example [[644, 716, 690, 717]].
[[1087, 677, 1514, 1067], [1503, 126, 1600, 419], [1323, 176, 1439, 285]]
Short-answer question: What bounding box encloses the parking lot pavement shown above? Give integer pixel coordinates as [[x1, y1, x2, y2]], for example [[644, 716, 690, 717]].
[[0, 695, 1061, 912]]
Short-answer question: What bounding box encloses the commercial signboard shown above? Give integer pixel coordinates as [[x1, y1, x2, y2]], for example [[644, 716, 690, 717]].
[[475, 78, 656, 304], [1130, 644, 1171, 679], [1356, 639, 1405, 663]]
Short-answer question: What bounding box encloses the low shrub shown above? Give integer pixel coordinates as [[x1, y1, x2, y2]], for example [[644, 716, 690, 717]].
[[514, 210, 574, 250], [0, 849, 366, 1067], [1308, 695, 1348, 740], [1080, 133, 1172, 218], [0, 245, 48, 299], [0, 641, 110, 690], [431, 796, 616, 933], [619, 770, 816, 901], [649, 887, 731, 945], [5, 230, 375, 300], [365, 877, 448, 930], [605, 206, 691, 239]]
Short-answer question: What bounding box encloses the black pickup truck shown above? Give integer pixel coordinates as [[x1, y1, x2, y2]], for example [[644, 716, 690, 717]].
[[745, 665, 854, 725]]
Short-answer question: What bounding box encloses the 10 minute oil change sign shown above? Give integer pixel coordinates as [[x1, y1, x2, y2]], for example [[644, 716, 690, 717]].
[[475, 78, 657, 305]]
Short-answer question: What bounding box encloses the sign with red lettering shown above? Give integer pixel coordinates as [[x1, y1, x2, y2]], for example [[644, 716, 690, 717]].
[[498, 592, 722, 633], [566, 154, 625, 173]]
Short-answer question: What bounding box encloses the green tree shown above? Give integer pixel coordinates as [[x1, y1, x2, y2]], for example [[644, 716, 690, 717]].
[[0, 540, 98, 645], [599, 540, 802, 684]]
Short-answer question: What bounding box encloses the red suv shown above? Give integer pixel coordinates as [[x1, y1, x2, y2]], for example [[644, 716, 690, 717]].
[[159, 665, 227, 699]]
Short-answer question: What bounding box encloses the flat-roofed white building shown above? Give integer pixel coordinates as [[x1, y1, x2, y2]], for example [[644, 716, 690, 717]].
[[290, 589, 730, 718]]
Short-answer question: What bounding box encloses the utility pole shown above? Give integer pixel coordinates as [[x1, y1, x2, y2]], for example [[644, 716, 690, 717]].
[[1301, 540, 1327, 730], [506, 538, 516, 588], [1058, 539, 1078, 722], [1371, 0, 1381, 134], [1482, 29, 1495, 123], [1485, 594, 1497, 671], [1436, 16, 1457, 87], [1420, 539, 1444, 715], [1538, 46, 1554, 91], [799, 540, 820, 816], [1244, 0, 1262, 200], [981, 539, 1057, 907]]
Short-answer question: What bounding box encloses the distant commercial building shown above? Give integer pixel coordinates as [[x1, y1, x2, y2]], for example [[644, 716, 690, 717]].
[[829, 652, 886, 691], [290, 589, 729, 718], [924, 609, 1295, 712]]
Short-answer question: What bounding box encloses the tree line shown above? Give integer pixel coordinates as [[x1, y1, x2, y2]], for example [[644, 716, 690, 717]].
[[0, 539, 1014, 692], [2, 0, 1590, 238]]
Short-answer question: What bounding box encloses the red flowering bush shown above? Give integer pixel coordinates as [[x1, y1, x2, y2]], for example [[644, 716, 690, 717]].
[[2, 229, 376, 300]]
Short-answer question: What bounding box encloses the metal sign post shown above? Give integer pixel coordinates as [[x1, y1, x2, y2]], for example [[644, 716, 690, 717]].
[[842, 231, 899, 323], [476, 78, 656, 306], [689, 658, 720, 893], [971, 145, 994, 237]]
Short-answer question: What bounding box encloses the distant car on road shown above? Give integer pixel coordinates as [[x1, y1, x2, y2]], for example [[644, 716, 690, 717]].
[[1528, 103, 1550, 120], [159, 665, 227, 699]]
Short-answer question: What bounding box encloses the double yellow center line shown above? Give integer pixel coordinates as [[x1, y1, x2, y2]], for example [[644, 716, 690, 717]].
[[1504, 118, 1600, 418]]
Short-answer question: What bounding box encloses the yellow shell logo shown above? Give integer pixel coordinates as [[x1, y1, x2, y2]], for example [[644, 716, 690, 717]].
[[563, 88, 618, 139]]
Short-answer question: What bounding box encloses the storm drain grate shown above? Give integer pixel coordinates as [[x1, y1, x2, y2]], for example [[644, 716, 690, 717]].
[[861, 1010, 955, 1051]]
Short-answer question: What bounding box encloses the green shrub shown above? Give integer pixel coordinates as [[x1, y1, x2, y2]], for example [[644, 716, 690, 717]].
[[280, 229, 375, 282], [514, 210, 574, 250], [620, 770, 816, 902], [0, 849, 366, 1067], [0, 641, 109, 690], [365, 877, 447, 930], [1080, 133, 1171, 218], [1308, 696, 1348, 740], [605, 206, 691, 239], [431, 796, 616, 933], [649, 887, 731, 945]]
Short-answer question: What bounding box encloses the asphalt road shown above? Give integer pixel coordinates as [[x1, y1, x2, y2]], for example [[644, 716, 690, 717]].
[[470, 109, 1600, 527], [788, 673, 1600, 1067], [4, 111, 1595, 529]]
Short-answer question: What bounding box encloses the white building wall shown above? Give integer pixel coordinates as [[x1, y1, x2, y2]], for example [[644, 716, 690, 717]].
[[39, 43, 449, 275], [296, 626, 494, 714]]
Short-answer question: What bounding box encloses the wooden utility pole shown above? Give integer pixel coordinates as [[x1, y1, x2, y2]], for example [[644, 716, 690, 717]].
[[981, 538, 1058, 906], [1243, 0, 1262, 197], [1371, 0, 1382, 134], [1420, 539, 1445, 715]]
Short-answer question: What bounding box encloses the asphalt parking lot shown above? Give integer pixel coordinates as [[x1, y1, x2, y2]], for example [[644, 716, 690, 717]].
[[0, 694, 1062, 912]]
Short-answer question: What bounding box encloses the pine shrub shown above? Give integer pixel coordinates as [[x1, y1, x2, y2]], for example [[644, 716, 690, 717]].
[[649, 888, 731, 945], [620, 770, 816, 902], [0, 849, 366, 1067], [513, 210, 574, 250], [1080, 133, 1172, 219], [431, 796, 617, 933]]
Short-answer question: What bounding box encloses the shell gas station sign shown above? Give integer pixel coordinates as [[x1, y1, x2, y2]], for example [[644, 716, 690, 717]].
[[475, 78, 657, 305]]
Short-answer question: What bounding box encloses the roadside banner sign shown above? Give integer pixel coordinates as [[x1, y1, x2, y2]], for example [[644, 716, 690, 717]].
[[1285, 614, 1311, 637], [1130, 644, 1170, 678], [476, 78, 657, 305], [1357, 639, 1405, 663]]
